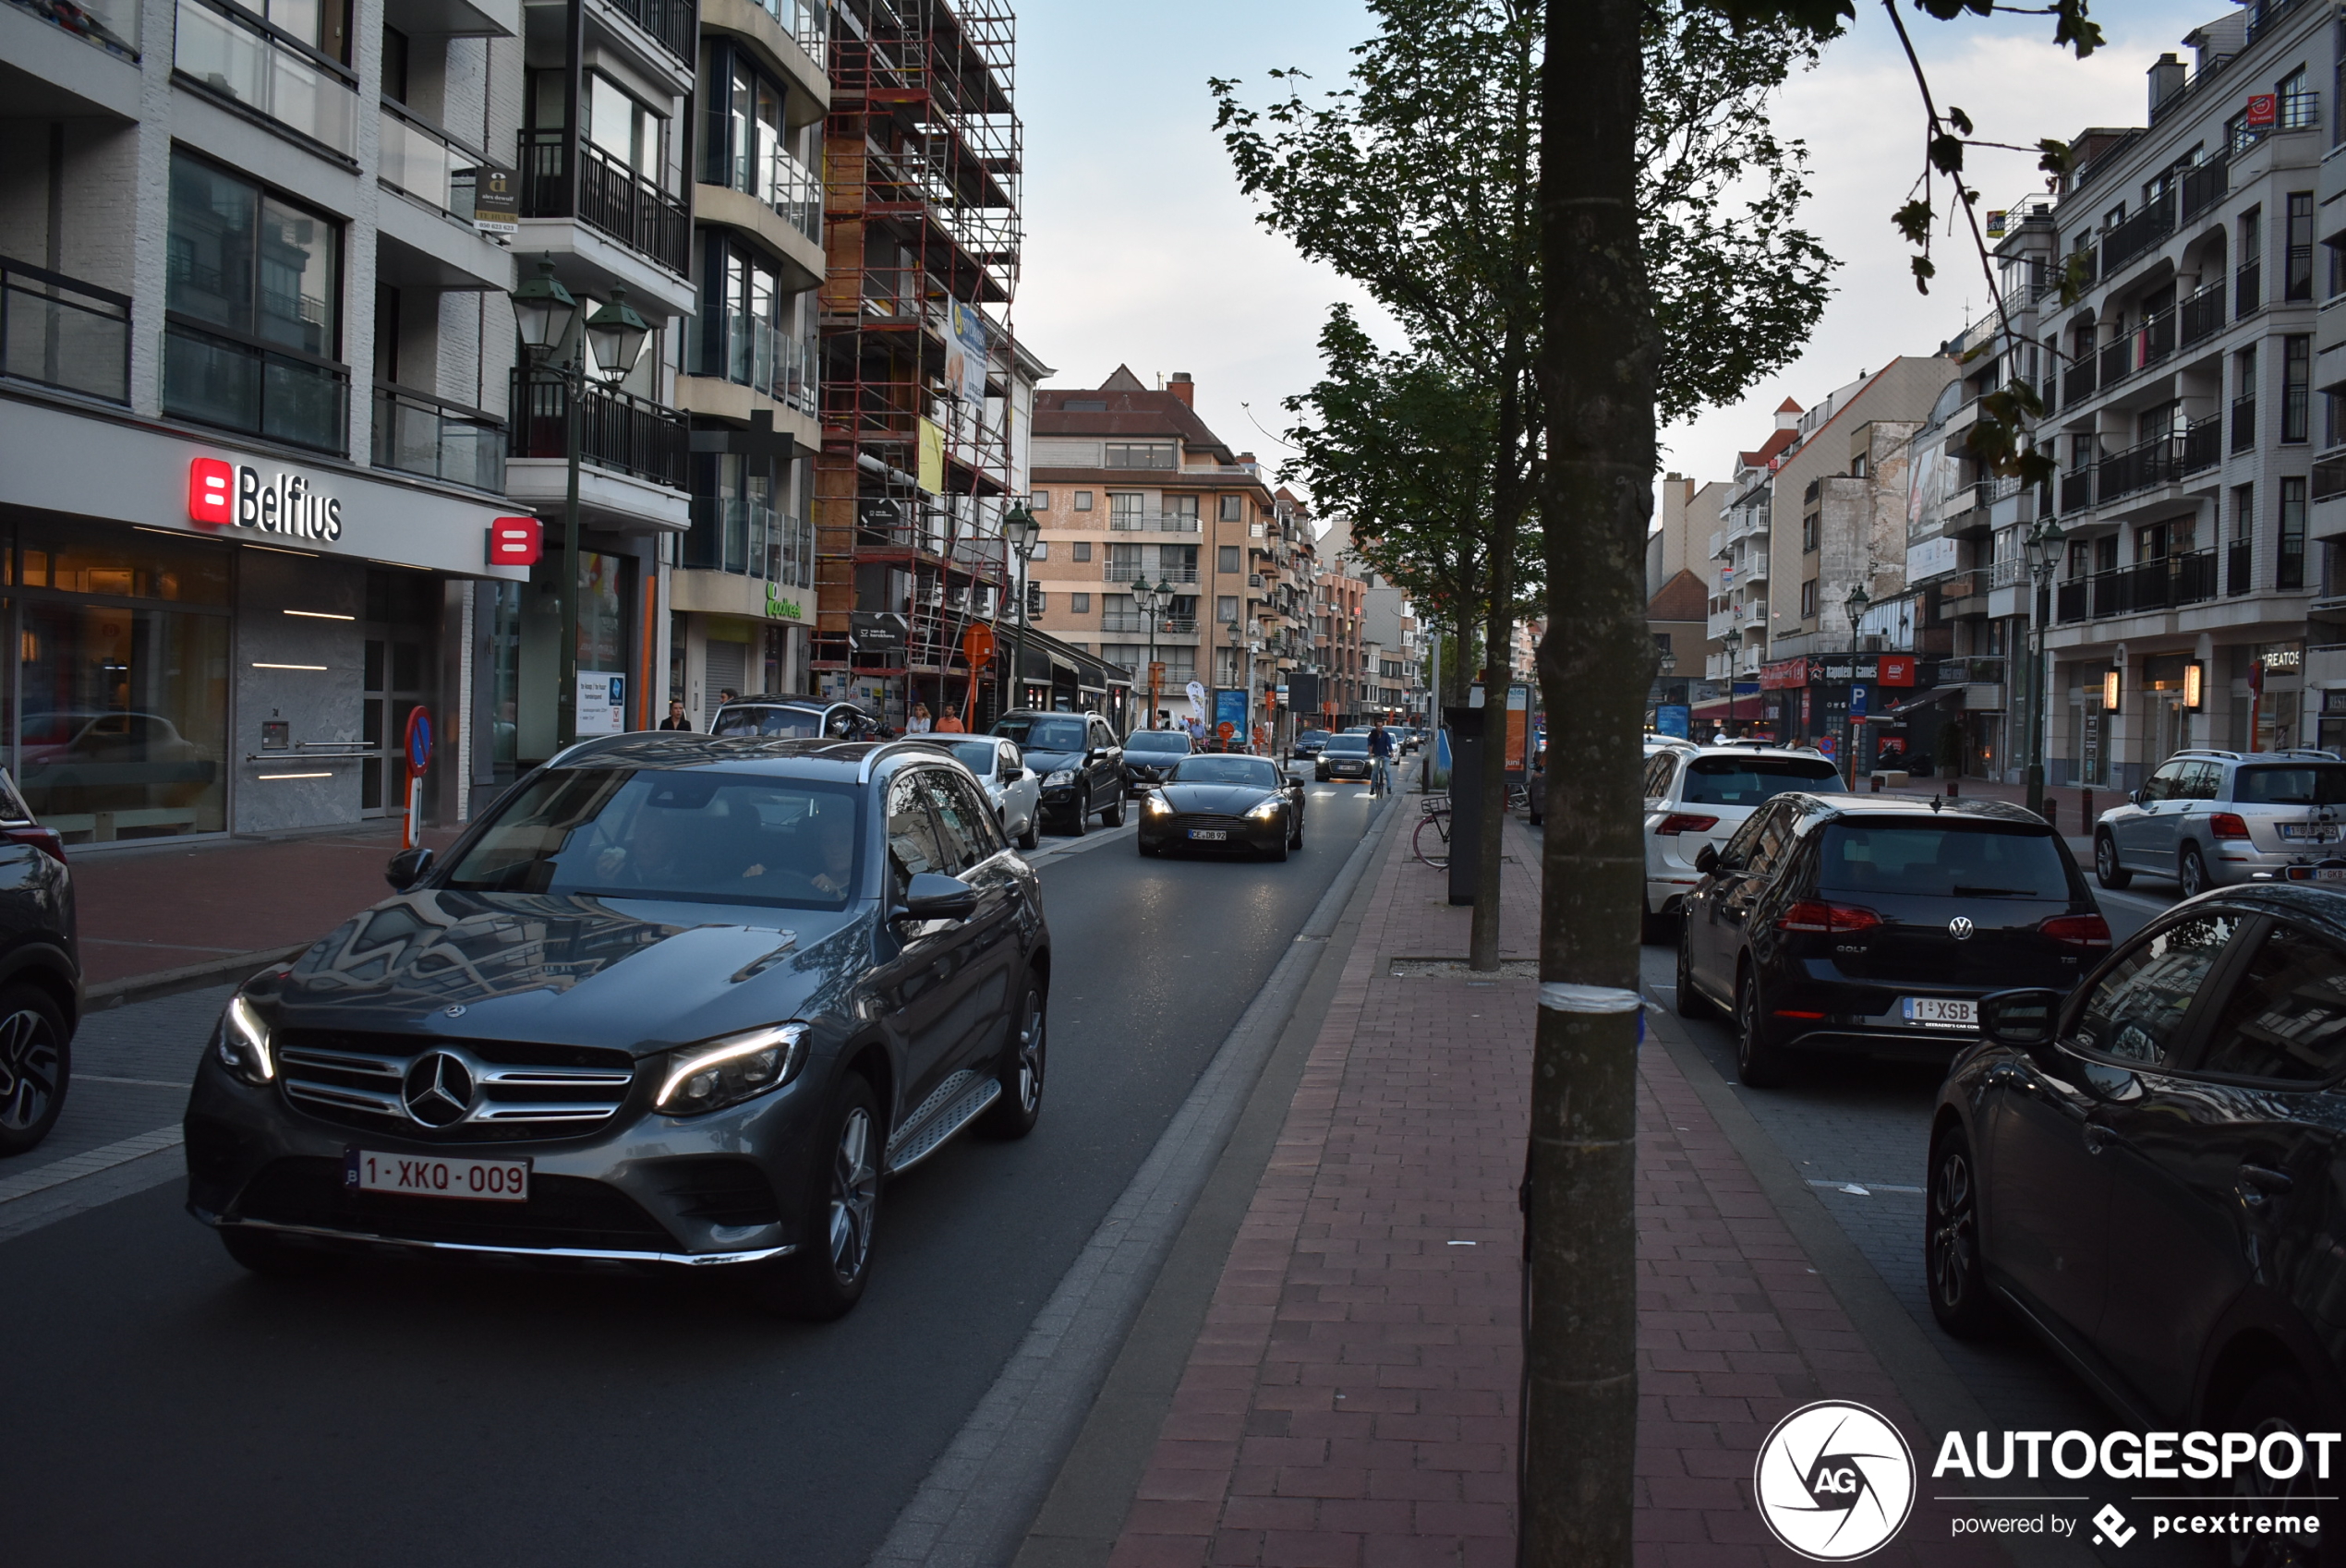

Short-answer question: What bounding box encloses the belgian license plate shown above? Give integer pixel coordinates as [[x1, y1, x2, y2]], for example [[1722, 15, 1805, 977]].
[[345, 1149, 530, 1202], [1189, 829, 1227, 841], [1902, 997, 1977, 1029], [2316, 866, 2346, 882], [2282, 824, 2340, 842]]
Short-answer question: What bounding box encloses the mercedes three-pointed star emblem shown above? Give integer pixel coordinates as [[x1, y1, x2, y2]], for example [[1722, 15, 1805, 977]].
[[402, 1050, 476, 1128], [1947, 916, 1975, 941]]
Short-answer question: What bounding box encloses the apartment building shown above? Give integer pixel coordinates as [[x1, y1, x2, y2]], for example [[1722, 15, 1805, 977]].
[[1028, 368, 1309, 736], [1358, 567, 1423, 723], [2016, 0, 2333, 787]]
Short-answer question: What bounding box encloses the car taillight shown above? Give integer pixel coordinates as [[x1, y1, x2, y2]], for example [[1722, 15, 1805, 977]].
[[2208, 813, 2252, 840], [2, 825, 66, 865], [2039, 913, 2110, 948], [1655, 814, 1720, 836], [1777, 900, 1880, 934]]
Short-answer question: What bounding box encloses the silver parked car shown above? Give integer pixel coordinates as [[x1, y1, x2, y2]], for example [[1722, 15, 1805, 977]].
[[2093, 747, 2346, 897], [931, 736, 1043, 851]]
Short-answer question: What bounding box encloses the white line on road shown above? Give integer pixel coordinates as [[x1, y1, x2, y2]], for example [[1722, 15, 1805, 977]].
[[0, 1125, 183, 1207], [75, 1075, 192, 1089], [1808, 1178, 1926, 1196]]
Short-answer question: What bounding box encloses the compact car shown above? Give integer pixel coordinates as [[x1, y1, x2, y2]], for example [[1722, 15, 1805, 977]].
[[1122, 729, 1194, 793], [183, 735, 1050, 1321], [991, 711, 1126, 834], [1675, 794, 2105, 1086], [0, 768, 78, 1156], [2093, 748, 2346, 897], [1940, 885, 2346, 1502], [712, 697, 888, 742], [1641, 743, 1843, 942], [928, 736, 1042, 850], [1316, 732, 1374, 782], [1137, 754, 1306, 860]]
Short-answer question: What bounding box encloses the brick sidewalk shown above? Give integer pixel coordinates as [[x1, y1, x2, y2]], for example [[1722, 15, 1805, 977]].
[[1103, 812, 2001, 1567]]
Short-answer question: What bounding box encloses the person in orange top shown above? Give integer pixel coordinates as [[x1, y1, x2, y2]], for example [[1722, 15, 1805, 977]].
[[935, 709, 966, 732]]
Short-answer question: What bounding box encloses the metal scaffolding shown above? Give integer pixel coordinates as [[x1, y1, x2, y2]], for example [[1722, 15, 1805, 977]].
[[812, 0, 1022, 723]]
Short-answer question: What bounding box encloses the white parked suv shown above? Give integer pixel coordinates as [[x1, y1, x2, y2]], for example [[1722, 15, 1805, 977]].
[[2092, 747, 2346, 897], [1641, 742, 1845, 941]]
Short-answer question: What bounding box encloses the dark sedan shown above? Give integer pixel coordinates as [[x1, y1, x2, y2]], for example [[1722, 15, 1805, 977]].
[[1676, 793, 2106, 1085], [182, 735, 1049, 1321], [1933, 885, 2346, 1530], [1123, 728, 1193, 794], [1137, 754, 1305, 861], [1316, 732, 1373, 783]]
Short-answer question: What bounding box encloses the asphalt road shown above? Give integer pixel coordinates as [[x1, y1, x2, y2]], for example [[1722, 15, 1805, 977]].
[[0, 781, 1390, 1568]]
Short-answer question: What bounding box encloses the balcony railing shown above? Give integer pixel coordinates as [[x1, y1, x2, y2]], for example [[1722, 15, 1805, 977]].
[[745, 0, 827, 64], [2061, 550, 2222, 621], [2102, 189, 2176, 275], [2238, 259, 2263, 318], [2316, 454, 2346, 502], [598, 0, 692, 63], [2281, 90, 2322, 131], [2180, 280, 2225, 347], [2060, 468, 2093, 514], [2228, 539, 2252, 594], [1101, 612, 1197, 634], [688, 308, 815, 414], [1099, 563, 1201, 585], [1, 257, 129, 405], [2180, 149, 2231, 221], [163, 320, 347, 453], [2233, 394, 2257, 453], [1107, 511, 1202, 533], [2062, 357, 2097, 408], [684, 493, 807, 583], [2181, 415, 2221, 475], [516, 129, 690, 274], [372, 382, 504, 491], [174, 0, 356, 156], [379, 102, 490, 223], [2056, 579, 2087, 622], [2098, 337, 2129, 389], [508, 368, 687, 488]]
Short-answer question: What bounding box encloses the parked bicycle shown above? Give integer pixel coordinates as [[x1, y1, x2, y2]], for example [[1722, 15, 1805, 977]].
[[1413, 793, 1451, 869]]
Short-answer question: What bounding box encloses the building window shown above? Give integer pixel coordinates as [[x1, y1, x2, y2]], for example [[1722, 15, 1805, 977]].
[[1217, 545, 1241, 573], [1104, 440, 1175, 468], [587, 71, 666, 183], [1802, 513, 1820, 552], [1216, 596, 1239, 622], [1218, 494, 1243, 522], [1800, 578, 1819, 618], [163, 152, 346, 453], [1032, 489, 1051, 510], [2284, 335, 2312, 443], [1071, 539, 1091, 561], [2288, 192, 2316, 300], [1072, 490, 1093, 511], [2281, 476, 2308, 589], [1851, 452, 1868, 478], [1070, 593, 1090, 614], [1031, 590, 1046, 614]]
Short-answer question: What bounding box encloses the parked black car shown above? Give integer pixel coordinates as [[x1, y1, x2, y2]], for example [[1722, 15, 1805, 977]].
[[182, 736, 1049, 1320], [1123, 728, 1193, 793], [991, 710, 1125, 833], [0, 769, 78, 1156], [713, 697, 889, 742], [1676, 794, 2106, 1086], [1935, 885, 2346, 1514], [1137, 754, 1305, 861]]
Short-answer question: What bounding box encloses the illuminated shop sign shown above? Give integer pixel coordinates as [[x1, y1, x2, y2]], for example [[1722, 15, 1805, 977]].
[[187, 457, 344, 540]]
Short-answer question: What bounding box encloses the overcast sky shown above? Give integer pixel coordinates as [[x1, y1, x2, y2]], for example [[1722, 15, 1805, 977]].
[[1010, 0, 2231, 513]]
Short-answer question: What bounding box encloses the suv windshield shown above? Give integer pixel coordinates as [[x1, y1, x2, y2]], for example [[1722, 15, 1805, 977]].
[[1173, 756, 1280, 787], [442, 768, 865, 909], [996, 716, 1088, 752], [1126, 731, 1191, 754], [1682, 755, 1843, 806], [1324, 735, 1371, 755], [712, 706, 824, 739], [2233, 765, 2346, 805], [1818, 821, 2070, 899]]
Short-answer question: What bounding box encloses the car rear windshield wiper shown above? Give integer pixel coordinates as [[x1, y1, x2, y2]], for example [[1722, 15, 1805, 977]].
[[1950, 886, 2033, 897]]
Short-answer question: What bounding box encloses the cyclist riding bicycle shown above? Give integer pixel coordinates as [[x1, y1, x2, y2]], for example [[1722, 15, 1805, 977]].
[[1367, 720, 1395, 795]]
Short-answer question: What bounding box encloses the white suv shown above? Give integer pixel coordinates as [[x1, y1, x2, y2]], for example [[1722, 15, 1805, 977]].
[[2093, 748, 2346, 897], [1641, 742, 1846, 940]]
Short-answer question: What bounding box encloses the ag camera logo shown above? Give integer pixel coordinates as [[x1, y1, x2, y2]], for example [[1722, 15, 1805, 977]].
[[1755, 1400, 1917, 1561]]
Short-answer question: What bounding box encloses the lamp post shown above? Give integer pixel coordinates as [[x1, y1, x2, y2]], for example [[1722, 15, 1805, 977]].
[[1132, 574, 1169, 726], [1003, 501, 1039, 716], [510, 258, 650, 745], [1656, 647, 1678, 735], [1721, 626, 1742, 738], [1844, 582, 1872, 787], [2023, 517, 2068, 819]]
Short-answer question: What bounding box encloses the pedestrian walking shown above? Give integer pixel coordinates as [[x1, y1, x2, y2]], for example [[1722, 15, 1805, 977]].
[[907, 703, 934, 733], [658, 700, 692, 731]]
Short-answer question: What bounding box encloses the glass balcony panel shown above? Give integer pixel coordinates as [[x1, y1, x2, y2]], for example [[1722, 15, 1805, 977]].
[[1, 262, 131, 404], [175, 0, 356, 155]]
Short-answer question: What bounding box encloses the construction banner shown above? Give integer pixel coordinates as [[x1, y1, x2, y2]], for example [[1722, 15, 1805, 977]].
[[916, 418, 946, 495]]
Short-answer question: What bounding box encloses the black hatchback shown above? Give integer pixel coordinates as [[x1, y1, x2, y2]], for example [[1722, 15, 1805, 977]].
[[1931, 886, 2346, 1514], [1676, 794, 2106, 1085]]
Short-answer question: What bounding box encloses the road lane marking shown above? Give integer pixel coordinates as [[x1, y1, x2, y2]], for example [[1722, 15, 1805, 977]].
[[0, 1125, 183, 1207], [1808, 1179, 1925, 1196], [76, 1075, 190, 1089]]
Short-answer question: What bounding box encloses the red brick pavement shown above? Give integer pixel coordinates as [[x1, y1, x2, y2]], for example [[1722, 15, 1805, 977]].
[[1104, 811, 2001, 1567]]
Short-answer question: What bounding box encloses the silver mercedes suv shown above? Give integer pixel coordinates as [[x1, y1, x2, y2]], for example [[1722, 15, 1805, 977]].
[[2093, 748, 2346, 897]]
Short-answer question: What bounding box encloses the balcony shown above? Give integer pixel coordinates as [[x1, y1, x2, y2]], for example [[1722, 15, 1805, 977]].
[[2059, 550, 2222, 622], [1, 258, 128, 405], [743, 0, 828, 64], [163, 320, 347, 453], [599, 0, 692, 63], [2180, 281, 2224, 348], [2238, 259, 2263, 319], [2179, 150, 2230, 222], [688, 308, 816, 414], [2097, 431, 2197, 503], [1107, 511, 1202, 533], [2101, 189, 2176, 276], [731, 142, 821, 245], [2181, 416, 2221, 476], [372, 383, 505, 492], [173, 0, 356, 157], [2060, 469, 2092, 515], [683, 492, 806, 581], [2229, 539, 2252, 595], [1101, 612, 1197, 634], [379, 101, 490, 223], [508, 368, 686, 488], [2317, 453, 2346, 502], [516, 129, 691, 275], [1099, 563, 1200, 585], [2062, 357, 2097, 409]]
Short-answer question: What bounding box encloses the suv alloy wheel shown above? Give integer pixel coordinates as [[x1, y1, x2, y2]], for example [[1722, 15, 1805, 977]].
[[2180, 843, 2209, 899], [2095, 831, 2133, 890], [750, 1075, 883, 1321]]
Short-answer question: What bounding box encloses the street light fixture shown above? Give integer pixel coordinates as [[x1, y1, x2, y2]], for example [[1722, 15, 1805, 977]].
[[1131, 575, 1172, 725], [510, 259, 653, 746], [1002, 501, 1040, 715], [1721, 626, 1742, 736], [1844, 582, 1871, 786], [2022, 516, 2068, 818]]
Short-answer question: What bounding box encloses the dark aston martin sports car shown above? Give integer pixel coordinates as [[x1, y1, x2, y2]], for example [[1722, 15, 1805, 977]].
[[1137, 754, 1306, 861]]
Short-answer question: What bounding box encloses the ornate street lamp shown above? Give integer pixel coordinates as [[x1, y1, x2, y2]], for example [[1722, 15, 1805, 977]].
[[1132, 575, 1172, 725], [1721, 626, 1743, 736], [2023, 516, 2068, 817], [1844, 582, 1872, 785], [510, 259, 653, 745], [1002, 501, 1039, 715]]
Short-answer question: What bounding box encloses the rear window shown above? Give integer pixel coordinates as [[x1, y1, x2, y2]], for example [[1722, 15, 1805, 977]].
[[996, 716, 1088, 751], [2232, 765, 2346, 805], [1681, 755, 1843, 806], [1126, 731, 1191, 754], [1818, 822, 2071, 900], [713, 706, 824, 739]]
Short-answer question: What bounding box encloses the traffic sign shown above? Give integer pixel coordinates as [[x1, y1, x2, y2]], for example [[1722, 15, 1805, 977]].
[[405, 706, 433, 773]]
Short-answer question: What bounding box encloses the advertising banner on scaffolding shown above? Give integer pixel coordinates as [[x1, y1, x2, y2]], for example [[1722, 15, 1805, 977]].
[[946, 302, 990, 405]]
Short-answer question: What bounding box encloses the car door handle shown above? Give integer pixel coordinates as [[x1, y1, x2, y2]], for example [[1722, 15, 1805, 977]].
[[2239, 1164, 2294, 1201]]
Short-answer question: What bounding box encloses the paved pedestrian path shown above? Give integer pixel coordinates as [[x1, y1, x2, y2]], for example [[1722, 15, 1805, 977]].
[[1100, 811, 2004, 1566]]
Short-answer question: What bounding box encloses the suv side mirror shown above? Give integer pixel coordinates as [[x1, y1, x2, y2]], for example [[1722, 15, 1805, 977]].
[[1694, 843, 1720, 874], [1978, 987, 2063, 1053], [899, 872, 979, 922], [385, 847, 434, 891]]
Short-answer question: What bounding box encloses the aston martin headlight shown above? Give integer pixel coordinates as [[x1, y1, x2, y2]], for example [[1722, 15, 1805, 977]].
[[1145, 793, 1174, 814], [657, 1023, 810, 1115], [1045, 769, 1075, 788], [213, 993, 275, 1086], [1248, 799, 1285, 820]]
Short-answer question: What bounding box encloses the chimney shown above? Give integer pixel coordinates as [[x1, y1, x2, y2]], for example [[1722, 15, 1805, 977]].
[[2148, 52, 2184, 115], [1167, 371, 1194, 407]]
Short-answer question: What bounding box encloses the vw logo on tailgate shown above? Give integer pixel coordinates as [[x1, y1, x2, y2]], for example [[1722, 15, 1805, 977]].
[[402, 1050, 477, 1128], [1947, 916, 1975, 941]]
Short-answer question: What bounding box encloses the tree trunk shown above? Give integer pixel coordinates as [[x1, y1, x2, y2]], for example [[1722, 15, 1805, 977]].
[[1519, 1, 1654, 1563]]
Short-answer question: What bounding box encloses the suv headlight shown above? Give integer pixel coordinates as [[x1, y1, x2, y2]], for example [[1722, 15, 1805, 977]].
[[214, 994, 275, 1085], [657, 1023, 810, 1115], [1044, 769, 1074, 788]]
